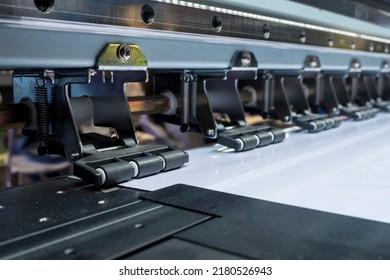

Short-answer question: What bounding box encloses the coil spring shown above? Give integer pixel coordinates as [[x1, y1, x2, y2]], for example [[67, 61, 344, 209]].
[[36, 83, 49, 155], [51, 85, 65, 137]]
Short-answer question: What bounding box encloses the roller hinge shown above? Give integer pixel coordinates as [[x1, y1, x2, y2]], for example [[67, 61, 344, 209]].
[[293, 114, 342, 133], [218, 125, 285, 152], [74, 146, 188, 186]]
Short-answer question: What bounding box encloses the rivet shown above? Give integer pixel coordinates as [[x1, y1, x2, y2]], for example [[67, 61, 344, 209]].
[[39, 217, 49, 223], [64, 248, 76, 255]]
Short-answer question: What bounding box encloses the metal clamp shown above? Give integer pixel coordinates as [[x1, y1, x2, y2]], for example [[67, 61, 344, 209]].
[[13, 44, 188, 186]]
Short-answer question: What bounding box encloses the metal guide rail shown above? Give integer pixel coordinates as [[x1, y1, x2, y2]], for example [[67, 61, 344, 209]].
[[2, 0, 390, 54]]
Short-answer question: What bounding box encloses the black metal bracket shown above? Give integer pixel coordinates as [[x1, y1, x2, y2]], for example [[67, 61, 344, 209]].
[[281, 75, 342, 132], [364, 61, 390, 112], [206, 51, 286, 150], [272, 56, 342, 132], [329, 74, 379, 120], [153, 51, 286, 151], [238, 72, 292, 122], [13, 44, 189, 186], [153, 72, 217, 139]]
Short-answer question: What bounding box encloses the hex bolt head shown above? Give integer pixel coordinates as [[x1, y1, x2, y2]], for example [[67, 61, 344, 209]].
[[117, 45, 132, 62]]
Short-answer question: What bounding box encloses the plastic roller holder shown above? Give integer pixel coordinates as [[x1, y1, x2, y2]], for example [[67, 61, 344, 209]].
[[218, 125, 286, 152], [74, 145, 189, 186], [329, 73, 379, 121], [293, 114, 342, 133], [339, 106, 379, 121], [363, 75, 390, 112]]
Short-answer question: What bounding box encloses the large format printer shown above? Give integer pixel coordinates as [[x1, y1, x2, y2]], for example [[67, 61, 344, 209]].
[[1, 0, 390, 259]]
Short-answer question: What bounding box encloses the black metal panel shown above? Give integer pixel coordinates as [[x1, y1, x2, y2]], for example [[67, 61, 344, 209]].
[[142, 184, 390, 259], [0, 179, 210, 259], [0, 176, 142, 244], [7, 205, 209, 259], [124, 238, 244, 260]]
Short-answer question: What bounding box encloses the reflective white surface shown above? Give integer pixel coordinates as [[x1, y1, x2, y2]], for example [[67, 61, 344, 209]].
[[122, 114, 390, 223]]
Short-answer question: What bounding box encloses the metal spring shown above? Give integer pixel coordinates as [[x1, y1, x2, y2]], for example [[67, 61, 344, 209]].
[[51, 85, 65, 137], [35, 83, 49, 155]]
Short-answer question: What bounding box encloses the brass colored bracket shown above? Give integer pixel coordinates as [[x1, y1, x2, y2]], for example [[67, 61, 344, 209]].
[[97, 44, 148, 71]]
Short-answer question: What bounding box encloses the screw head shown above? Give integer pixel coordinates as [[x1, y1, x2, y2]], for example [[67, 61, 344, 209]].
[[241, 52, 252, 67], [353, 61, 361, 69], [328, 37, 334, 47], [117, 45, 132, 62], [299, 32, 306, 43], [309, 58, 318, 68], [263, 24, 270, 39]]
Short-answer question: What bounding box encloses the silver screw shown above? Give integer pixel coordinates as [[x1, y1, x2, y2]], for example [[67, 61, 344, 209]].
[[284, 116, 290, 122], [56, 190, 65, 195], [263, 23, 270, 39], [0, 205, 4, 210], [309, 58, 318, 68], [300, 32, 306, 43], [328, 37, 334, 47], [353, 61, 360, 69], [117, 45, 132, 62], [98, 200, 106, 205], [134, 223, 144, 229], [241, 52, 251, 67]]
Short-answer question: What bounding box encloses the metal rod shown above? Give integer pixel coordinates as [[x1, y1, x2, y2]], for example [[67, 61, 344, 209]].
[[128, 95, 171, 116]]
